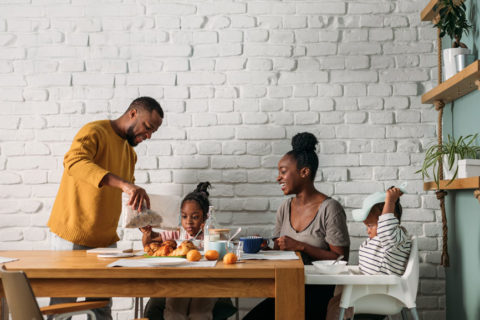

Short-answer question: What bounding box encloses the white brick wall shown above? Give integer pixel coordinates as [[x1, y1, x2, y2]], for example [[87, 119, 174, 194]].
[[0, 0, 443, 319]]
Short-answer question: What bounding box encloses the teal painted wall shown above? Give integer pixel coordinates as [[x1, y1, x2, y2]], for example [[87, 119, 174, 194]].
[[441, 1, 480, 319]]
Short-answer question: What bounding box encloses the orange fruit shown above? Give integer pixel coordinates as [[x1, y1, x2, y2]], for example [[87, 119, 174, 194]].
[[205, 250, 219, 261], [223, 252, 237, 265], [186, 249, 201, 262]]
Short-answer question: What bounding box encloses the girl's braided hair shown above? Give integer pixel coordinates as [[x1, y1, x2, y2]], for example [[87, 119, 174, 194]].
[[286, 132, 319, 181], [181, 182, 211, 219]]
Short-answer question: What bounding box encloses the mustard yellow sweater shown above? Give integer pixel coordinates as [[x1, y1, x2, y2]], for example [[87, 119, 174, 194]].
[[48, 120, 137, 247]]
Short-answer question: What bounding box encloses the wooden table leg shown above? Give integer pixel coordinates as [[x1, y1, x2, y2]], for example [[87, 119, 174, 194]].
[[1, 298, 8, 320], [275, 267, 304, 320]]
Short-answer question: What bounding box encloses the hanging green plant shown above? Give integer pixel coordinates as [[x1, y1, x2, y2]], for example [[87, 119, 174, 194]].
[[433, 0, 472, 48], [417, 134, 480, 187]]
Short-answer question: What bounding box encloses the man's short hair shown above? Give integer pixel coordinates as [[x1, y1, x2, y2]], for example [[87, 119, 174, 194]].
[[128, 97, 163, 118]]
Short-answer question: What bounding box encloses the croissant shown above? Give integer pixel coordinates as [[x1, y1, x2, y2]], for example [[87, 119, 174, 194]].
[[156, 244, 174, 256], [163, 240, 177, 249], [152, 249, 163, 257], [179, 240, 196, 250], [169, 246, 190, 257], [149, 242, 163, 251]]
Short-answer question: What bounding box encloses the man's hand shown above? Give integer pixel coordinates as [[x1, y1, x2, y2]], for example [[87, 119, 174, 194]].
[[122, 183, 150, 212], [99, 173, 150, 212], [274, 235, 304, 251]]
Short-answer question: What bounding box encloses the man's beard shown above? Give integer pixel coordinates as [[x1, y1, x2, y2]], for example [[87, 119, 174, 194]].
[[125, 125, 137, 146]]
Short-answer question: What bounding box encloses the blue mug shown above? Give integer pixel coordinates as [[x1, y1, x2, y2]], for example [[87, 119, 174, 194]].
[[240, 236, 263, 254]]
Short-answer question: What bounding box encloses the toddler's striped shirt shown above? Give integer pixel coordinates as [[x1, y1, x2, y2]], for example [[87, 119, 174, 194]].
[[359, 213, 412, 275]]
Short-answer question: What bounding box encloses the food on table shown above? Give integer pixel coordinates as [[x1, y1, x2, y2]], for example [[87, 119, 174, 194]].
[[186, 249, 201, 261], [154, 244, 174, 257], [205, 250, 219, 261], [170, 246, 189, 257], [179, 240, 196, 250], [163, 240, 177, 248], [144, 240, 197, 257], [223, 252, 237, 265], [149, 242, 163, 250]]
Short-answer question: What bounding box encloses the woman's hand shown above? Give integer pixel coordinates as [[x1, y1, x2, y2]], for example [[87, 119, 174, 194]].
[[274, 236, 305, 251]]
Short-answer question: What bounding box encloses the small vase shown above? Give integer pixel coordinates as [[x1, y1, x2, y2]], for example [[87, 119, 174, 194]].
[[455, 54, 475, 73], [443, 48, 470, 80]]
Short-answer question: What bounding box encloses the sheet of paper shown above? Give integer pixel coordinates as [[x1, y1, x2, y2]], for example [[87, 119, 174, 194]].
[[107, 259, 217, 268], [240, 250, 299, 260], [0, 256, 18, 264], [87, 248, 133, 254], [178, 260, 217, 268]]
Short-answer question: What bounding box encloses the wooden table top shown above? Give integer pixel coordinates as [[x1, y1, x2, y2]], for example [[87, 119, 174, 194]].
[[0, 250, 304, 279]]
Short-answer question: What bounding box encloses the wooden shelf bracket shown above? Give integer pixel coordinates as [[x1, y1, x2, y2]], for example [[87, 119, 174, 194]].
[[475, 80, 480, 91], [474, 190, 480, 204]]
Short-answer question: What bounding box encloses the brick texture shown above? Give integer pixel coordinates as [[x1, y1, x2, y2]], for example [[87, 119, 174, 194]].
[[0, 1, 443, 318]]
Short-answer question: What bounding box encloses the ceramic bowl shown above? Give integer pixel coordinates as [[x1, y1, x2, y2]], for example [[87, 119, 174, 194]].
[[312, 260, 348, 274], [239, 236, 263, 254]]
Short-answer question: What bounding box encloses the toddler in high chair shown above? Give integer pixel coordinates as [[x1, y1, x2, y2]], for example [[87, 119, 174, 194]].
[[326, 186, 412, 320]]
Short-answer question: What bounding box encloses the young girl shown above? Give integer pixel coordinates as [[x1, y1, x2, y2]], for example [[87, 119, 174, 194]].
[[141, 182, 218, 320]]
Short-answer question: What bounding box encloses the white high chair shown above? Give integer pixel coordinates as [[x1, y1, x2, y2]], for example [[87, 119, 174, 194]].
[[337, 236, 419, 320], [304, 237, 419, 320]]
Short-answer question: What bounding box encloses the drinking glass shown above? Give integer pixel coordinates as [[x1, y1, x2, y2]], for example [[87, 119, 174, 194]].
[[228, 241, 243, 260]]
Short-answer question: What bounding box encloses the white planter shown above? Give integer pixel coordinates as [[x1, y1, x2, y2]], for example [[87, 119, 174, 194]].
[[443, 154, 458, 180], [458, 159, 480, 178], [443, 155, 480, 180], [443, 47, 471, 80]]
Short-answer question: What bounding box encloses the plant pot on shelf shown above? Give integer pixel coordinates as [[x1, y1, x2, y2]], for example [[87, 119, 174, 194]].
[[443, 156, 480, 180], [458, 159, 480, 178], [418, 134, 480, 187], [443, 47, 472, 80], [442, 154, 458, 180]]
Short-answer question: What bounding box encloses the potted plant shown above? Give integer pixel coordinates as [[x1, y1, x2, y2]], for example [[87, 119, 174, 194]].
[[434, 0, 473, 80], [417, 134, 480, 187]]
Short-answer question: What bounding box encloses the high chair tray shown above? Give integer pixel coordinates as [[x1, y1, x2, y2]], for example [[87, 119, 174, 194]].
[[305, 265, 400, 285]]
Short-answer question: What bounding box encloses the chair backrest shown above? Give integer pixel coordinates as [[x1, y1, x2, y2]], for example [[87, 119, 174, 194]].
[[399, 236, 419, 308], [0, 265, 44, 320]]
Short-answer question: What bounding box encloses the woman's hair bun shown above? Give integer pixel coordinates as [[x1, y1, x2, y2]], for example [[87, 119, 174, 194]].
[[291, 132, 318, 153], [194, 181, 211, 197]]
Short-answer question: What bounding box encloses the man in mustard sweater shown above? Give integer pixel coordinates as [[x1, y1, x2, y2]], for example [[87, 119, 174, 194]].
[[47, 96, 163, 319]]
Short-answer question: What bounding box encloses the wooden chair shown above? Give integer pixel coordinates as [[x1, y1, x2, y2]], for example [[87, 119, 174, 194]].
[[0, 265, 108, 320]]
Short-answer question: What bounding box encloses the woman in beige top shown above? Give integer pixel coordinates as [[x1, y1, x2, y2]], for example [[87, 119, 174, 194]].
[[243, 132, 350, 320]]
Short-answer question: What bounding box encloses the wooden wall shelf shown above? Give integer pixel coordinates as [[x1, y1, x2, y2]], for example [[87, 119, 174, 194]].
[[421, 0, 439, 22], [423, 176, 480, 191], [421, 60, 480, 104]]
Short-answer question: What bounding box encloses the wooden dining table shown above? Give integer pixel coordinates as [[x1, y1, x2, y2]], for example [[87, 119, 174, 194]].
[[0, 250, 305, 320]]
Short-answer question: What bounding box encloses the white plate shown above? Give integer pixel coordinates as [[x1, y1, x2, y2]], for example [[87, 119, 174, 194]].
[[97, 253, 135, 258], [137, 257, 187, 267]]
